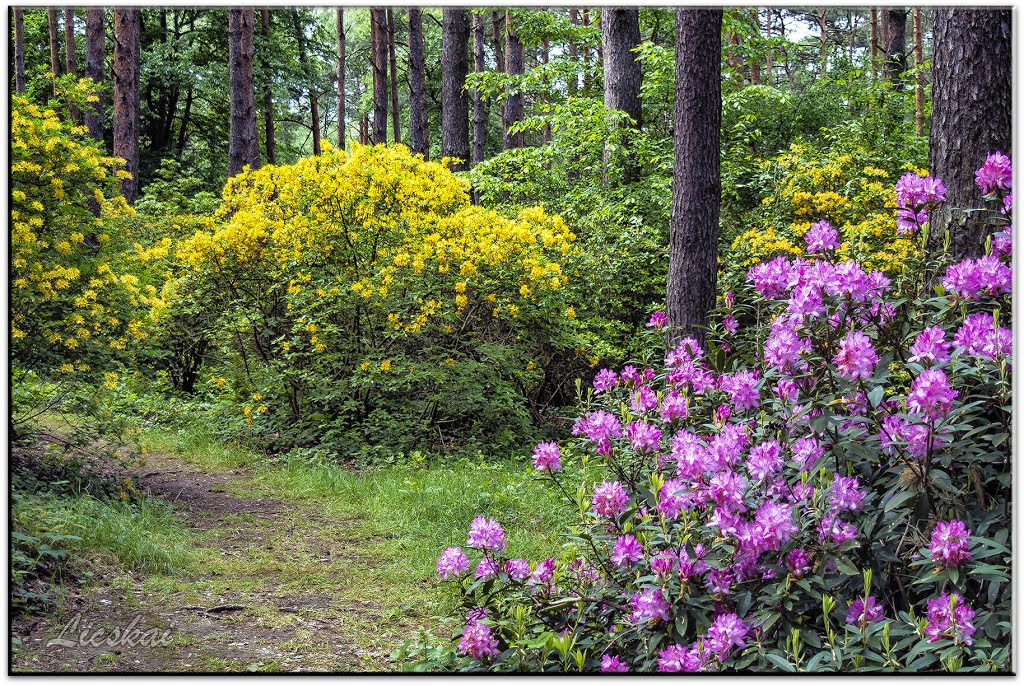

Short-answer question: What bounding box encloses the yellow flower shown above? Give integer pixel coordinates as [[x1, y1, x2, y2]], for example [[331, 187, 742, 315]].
[[566, 307, 576, 320], [380, 359, 392, 372], [104, 371, 119, 389]]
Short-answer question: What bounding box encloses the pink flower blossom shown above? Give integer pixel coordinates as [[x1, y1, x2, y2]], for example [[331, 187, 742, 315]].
[[437, 546, 470, 579], [907, 368, 958, 420], [930, 520, 972, 567], [975, 151, 1012, 194], [805, 219, 839, 253], [834, 330, 880, 380], [531, 441, 562, 472]]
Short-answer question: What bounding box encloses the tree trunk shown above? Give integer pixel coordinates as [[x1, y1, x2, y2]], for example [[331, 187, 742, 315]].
[[370, 8, 388, 145], [667, 8, 722, 346], [491, 11, 506, 139], [602, 8, 642, 182], [870, 8, 878, 79], [336, 8, 345, 150], [541, 37, 551, 145], [926, 9, 1012, 262], [581, 9, 591, 94], [503, 11, 524, 150], [14, 8, 25, 93], [441, 8, 469, 170], [595, 10, 603, 67], [228, 8, 260, 177], [884, 8, 909, 88], [113, 8, 140, 203], [84, 8, 105, 144], [387, 8, 400, 144], [177, 86, 193, 154], [64, 8, 79, 118], [408, 8, 428, 158], [749, 9, 761, 85], [293, 10, 321, 154], [816, 7, 828, 78], [472, 12, 486, 166], [913, 7, 924, 136], [764, 9, 773, 82], [261, 8, 276, 163], [48, 8, 61, 97]]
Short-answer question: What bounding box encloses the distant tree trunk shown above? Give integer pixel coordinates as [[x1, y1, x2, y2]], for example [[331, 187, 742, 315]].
[[595, 11, 603, 67], [667, 8, 722, 345], [870, 8, 879, 79], [14, 8, 26, 93], [441, 8, 469, 170], [568, 8, 579, 96], [472, 13, 486, 166], [177, 86, 193, 153], [491, 11, 507, 144], [541, 37, 551, 145], [63, 8, 79, 120], [727, 30, 743, 84], [884, 8, 909, 88], [84, 8, 105, 143], [408, 8, 428, 158], [926, 9, 1012, 263], [113, 8, 140, 203], [359, 113, 369, 145], [228, 8, 260, 177], [581, 9, 591, 93], [913, 7, 924, 135], [261, 8, 276, 163], [335, 9, 345, 150], [602, 8, 642, 182], [48, 8, 61, 97], [369, 8, 388, 145], [293, 10, 321, 154], [387, 8, 400, 144], [749, 9, 761, 85], [764, 9, 774, 82], [816, 7, 828, 77], [504, 11, 524, 150]]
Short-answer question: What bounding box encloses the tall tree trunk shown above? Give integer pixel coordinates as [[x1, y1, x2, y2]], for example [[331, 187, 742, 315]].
[[667, 8, 722, 346], [491, 11, 507, 144], [48, 8, 61, 97], [541, 37, 551, 145], [336, 8, 345, 150], [440, 8, 469, 170], [884, 8, 909, 88], [14, 8, 25, 93], [359, 114, 368, 145], [764, 9, 774, 82], [568, 7, 579, 96], [228, 8, 260, 177], [261, 9, 275, 163], [913, 7, 924, 136], [870, 8, 879, 79], [63, 8, 79, 120], [816, 7, 828, 77], [293, 10, 321, 154], [407, 8, 428, 158], [84, 8, 105, 144], [387, 8, 400, 144], [113, 8, 140, 203], [472, 12, 486, 166], [749, 9, 761, 85], [602, 8, 642, 182], [177, 86, 193, 153], [504, 11, 524, 150], [581, 9, 591, 93], [370, 8, 388, 145], [595, 10, 603, 67], [926, 9, 1011, 262]]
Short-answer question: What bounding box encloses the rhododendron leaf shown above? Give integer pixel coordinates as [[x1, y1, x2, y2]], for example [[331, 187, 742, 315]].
[[867, 385, 885, 409], [833, 557, 858, 577], [883, 491, 916, 512], [764, 653, 795, 672]]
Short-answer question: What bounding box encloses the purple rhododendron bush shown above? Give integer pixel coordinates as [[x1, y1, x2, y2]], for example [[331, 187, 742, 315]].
[[429, 155, 1012, 672]]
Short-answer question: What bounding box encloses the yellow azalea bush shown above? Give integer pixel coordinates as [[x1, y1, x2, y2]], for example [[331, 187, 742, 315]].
[[722, 143, 927, 294], [170, 143, 580, 458], [10, 91, 163, 385]]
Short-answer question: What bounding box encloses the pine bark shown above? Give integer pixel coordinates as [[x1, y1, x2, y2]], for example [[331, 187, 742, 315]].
[[335, 9, 345, 150], [926, 9, 1012, 262], [370, 8, 388, 145], [261, 8, 275, 163], [816, 7, 828, 77], [503, 11, 524, 150], [48, 8, 61, 96], [113, 8, 141, 203], [14, 8, 26, 93], [293, 10, 321, 154], [441, 8, 470, 170], [472, 13, 486, 166], [64, 8, 78, 116], [84, 8, 105, 143], [749, 9, 761, 86], [883, 8, 909, 88], [407, 8, 428, 158], [491, 11, 506, 138], [913, 8, 924, 136], [666, 9, 722, 345], [228, 8, 260, 177], [387, 9, 400, 144], [602, 8, 642, 182]]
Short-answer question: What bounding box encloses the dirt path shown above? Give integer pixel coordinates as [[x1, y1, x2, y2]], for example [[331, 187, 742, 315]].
[[11, 450, 424, 673]]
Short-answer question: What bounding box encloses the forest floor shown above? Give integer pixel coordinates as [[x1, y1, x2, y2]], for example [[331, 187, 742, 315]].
[[10, 445, 435, 672]]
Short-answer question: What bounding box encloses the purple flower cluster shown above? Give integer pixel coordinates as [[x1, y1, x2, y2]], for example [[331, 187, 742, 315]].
[[954, 313, 1012, 359], [600, 655, 629, 672], [943, 256, 1012, 300], [646, 310, 668, 329], [458, 616, 499, 661], [630, 586, 670, 623], [906, 368, 958, 421], [930, 519, 972, 567], [925, 593, 976, 646], [572, 410, 622, 455], [437, 546, 470, 580], [531, 441, 561, 472], [834, 330, 879, 380], [804, 219, 839, 253], [467, 516, 507, 552], [592, 368, 618, 393], [975, 151, 1012, 195], [895, 172, 946, 233], [611, 534, 644, 567], [908, 326, 950, 365], [846, 596, 885, 627], [592, 481, 629, 518]]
